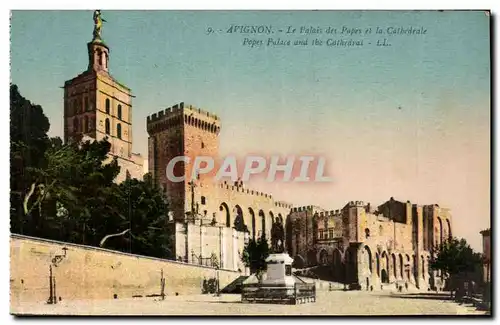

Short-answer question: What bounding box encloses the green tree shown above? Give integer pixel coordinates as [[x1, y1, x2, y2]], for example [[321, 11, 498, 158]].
[[21, 136, 121, 243], [101, 173, 172, 259], [57, 138, 121, 245], [10, 84, 50, 234], [430, 237, 483, 298], [241, 237, 270, 280], [10, 84, 173, 260]]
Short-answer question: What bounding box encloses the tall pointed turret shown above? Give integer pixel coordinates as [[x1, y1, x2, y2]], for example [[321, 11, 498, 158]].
[[88, 10, 109, 72]]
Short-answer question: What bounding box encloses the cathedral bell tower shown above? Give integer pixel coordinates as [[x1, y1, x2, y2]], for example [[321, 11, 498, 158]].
[[64, 10, 144, 183], [63, 10, 138, 182]]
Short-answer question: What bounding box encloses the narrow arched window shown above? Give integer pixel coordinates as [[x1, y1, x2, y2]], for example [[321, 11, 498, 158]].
[[84, 116, 89, 133], [117, 105, 122, 120], [105, 118, 110, 135], [105, 98, 110, 115], [117, 123, 122, 139], [102, 52, 107, 68]]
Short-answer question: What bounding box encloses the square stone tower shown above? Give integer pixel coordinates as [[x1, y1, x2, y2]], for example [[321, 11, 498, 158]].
[[147, 103, 221, 220], [63, 11, 143, 182]]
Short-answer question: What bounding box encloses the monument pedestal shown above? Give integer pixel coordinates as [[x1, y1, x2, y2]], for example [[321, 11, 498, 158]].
[[242, 253, 316, 305], [261, 253, 295, 287]]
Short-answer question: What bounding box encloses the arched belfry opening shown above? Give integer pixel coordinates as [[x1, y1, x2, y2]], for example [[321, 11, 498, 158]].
[[88, 41, 109, 72]]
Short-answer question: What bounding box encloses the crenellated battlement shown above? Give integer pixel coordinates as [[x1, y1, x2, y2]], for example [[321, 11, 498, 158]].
[[274, 200, 293, 210], [346, 200, 365, 207], [291, 205, 316, 213], [146, 102, 221, 135], [291, 200, 376, 215], [147, 102, 220, 123], [316, 209, 343, 218], [213, 181, 292, 210], [217, 182, 271, 198]]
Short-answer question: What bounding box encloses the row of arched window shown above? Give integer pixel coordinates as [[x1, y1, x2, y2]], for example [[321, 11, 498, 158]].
[[72, 116, 124, 139], [105, 98, 123, 121], [67, 96, 127, 121], [104, 118, 123, 139]]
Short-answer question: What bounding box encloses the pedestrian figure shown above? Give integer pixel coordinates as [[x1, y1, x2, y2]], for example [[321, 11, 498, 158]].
[[202, 278, 207, 294]]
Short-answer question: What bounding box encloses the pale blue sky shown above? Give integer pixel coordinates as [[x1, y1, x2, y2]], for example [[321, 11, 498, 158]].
[[10, 10, 490, 249]]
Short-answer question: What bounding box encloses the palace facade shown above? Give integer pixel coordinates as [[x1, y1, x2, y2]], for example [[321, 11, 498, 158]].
[[286, 199, 452, 291], [62, 13, 452, 291]]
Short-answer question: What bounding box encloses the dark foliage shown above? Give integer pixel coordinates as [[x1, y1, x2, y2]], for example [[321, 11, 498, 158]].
[[241, 237, 270, 276], [10, 84, 172, 259]]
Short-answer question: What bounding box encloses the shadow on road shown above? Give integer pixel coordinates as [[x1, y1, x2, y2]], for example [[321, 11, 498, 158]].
[[184, 299, 243, 304], [381, 292, 455, 301]]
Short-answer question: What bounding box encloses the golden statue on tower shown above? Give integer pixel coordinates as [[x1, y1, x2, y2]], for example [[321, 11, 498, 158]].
[[92, 10, 106, 41]]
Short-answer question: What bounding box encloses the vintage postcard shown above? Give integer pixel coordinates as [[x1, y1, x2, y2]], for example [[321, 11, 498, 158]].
[[9, 10, 491, 316]]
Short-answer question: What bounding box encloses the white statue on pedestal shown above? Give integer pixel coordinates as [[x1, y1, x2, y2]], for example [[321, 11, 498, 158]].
[[261, 253, 296, 287]]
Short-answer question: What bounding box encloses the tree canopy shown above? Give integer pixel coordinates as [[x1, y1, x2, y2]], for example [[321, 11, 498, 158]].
[[102, 174, 172, 258], [241, 237, 270, 276], [10, 84, 172, 259], [430, 237, 483, 280], [10, 84, 51, 234]]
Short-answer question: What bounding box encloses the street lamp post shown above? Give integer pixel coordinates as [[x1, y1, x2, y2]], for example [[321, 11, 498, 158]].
[[215, 265, 220, 297], [160, 269, 165, 301]]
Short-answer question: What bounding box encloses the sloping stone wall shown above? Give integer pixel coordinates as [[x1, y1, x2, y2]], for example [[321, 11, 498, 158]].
[[10, 234, 241, 307]]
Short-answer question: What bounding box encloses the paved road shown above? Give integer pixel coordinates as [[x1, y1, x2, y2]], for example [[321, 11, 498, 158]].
[[11, 291, 488, 316]]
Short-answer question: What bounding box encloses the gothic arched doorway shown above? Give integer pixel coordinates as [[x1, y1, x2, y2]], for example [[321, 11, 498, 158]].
[[399, 254, 404, 279], [376, 253, 380, 278], [392, 253, 397, 279], [364, 245, 373, 274], [438, 217, 443, 246], [233, 205, 247, 233], [259, 210, 266, 239], [248, 207, 256, 239], [381, 269, 389, 284], [332, 249, 343, 282], [219, 203, 230, 227], [405, 254, 411, 280], [319, 249, 329, 266]]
